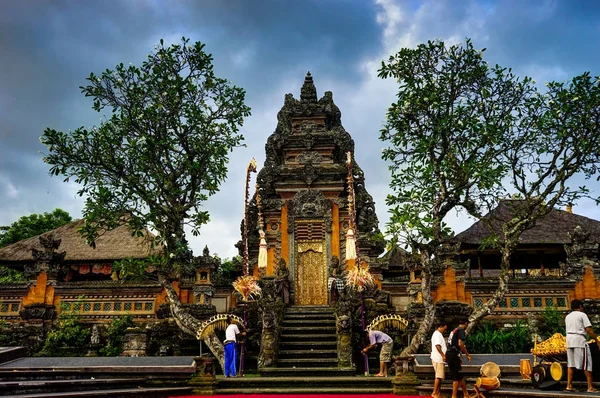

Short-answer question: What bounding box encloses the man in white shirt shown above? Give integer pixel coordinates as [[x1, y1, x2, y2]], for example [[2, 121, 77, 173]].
[[224, 315, 246, 377], [430, 321, 448, 398], [566, 299, 600, 393]]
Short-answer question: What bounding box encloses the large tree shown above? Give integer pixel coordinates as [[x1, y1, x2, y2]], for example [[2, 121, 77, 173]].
[[466, 71, 600, 331], [378, 39, 600, 354], [0, 208, 72, 248], [41, 38, 251, 337]]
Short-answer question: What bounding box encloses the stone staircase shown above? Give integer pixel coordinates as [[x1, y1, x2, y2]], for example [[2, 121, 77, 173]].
[[217, 305, 392, 394]]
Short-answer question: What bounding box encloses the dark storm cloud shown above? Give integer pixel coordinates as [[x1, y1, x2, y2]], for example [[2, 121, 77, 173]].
[[1, 0, 600, 257]]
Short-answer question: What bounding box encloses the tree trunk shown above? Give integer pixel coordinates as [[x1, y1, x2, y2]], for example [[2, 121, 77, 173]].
[[400, 257, 436, 356], [466, 246, 512, 333]]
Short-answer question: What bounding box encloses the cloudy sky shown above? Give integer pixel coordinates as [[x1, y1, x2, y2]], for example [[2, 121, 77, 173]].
[[1, 0, 600, 258]]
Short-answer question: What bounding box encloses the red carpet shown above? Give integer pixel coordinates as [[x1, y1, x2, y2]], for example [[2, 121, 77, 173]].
[[173, 395, 425, 398]]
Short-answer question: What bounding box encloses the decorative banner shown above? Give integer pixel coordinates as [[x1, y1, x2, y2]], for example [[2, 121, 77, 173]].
[[345, 263, 374, 292], [242, 158, 258, 276], [233, 274, 262, 302], [345, 151, 358, 262]]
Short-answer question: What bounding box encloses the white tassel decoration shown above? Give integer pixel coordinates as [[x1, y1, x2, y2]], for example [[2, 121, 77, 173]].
[[345, 228, 356, 260], [258, 229, 268, 268]]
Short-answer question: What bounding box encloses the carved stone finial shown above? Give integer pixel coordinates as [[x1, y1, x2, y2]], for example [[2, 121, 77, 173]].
[[203, 246, 210, 257], [300, 72, 317, 104]]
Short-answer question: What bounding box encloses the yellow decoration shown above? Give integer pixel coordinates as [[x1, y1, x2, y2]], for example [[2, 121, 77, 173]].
[[197, 314, 244, 340], [366, 314, 409, 332]]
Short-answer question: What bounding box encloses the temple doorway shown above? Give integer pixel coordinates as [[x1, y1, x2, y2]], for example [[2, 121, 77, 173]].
[[293, 220, 327, 305]]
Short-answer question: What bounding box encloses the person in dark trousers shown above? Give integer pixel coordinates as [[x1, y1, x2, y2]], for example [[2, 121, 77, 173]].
[[565, 299, 600, 393], [447, 319, 471, 398], [223, 315, 246, 377], [362, 330, 393, 377]]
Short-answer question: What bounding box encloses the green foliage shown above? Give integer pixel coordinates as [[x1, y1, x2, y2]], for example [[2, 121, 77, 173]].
[[99, 315, 135, 356], [0, 267, 25, 283], [0, 208, 72, 248], [468, 321, 532, 354], [41, 37, 251, 272], [38, 296, 91, 356], [538, 306, 565, 339], [378, 39, 533, 246], [212, 256, 242, 286], [111, 255, 165, 282], [38, 317, 91, 356]]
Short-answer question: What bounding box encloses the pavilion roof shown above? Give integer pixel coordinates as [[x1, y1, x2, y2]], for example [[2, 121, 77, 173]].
[[453, 199, 600, 246], [0, 219, 160, 263]]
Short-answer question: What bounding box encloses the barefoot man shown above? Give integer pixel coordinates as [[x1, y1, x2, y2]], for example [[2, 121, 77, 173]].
[[362, 330, 393, 377], [431, 321, 448, 398], [566, 299, 600, 393]]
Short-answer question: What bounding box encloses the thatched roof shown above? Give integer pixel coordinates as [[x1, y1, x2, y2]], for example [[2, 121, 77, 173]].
[[0, 219, 160, 263], [453, 199, 600, 246]]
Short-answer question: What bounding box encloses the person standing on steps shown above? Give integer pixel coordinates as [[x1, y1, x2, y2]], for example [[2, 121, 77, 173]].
[[362, 330, 393, 377], [224, 315, 246, 377], [447, 319, 471, 398], [565, 299, 600, 393], [431, 321, 448, 398]]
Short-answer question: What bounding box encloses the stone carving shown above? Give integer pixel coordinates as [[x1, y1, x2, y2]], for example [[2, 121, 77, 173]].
[[336, 314, 353, 368], [275, 259, 290, 304], [287, 189, 332, 234], [19, 304, 55, 321], [258, 276, 280, 368], [565, 226, 600, 279], [29, 235, 67, 282], [122, 327, 149, 356], [298, 151, 322, 164], [258, 309, 278, 368], [90, 324, 100, 345], [328, 255, 344, 304]]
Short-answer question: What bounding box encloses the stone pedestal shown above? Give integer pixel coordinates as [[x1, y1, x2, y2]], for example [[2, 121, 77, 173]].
[[391, 355, 421, 395], [122, 327, 149, 357], [189, 355, 216, 395]]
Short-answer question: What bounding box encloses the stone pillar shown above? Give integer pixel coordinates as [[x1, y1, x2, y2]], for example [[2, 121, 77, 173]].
[[391, 355, 421, 395], [122, 326, 149, 356], [189, 355, 216, 395]]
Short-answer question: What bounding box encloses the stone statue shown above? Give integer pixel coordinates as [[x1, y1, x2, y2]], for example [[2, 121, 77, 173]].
[[275, 259, 290, 305], [90, 324, 100, 345], [329, 255, 341, 277], [328, 255, 344, 304], [336, 314, 352, 367]]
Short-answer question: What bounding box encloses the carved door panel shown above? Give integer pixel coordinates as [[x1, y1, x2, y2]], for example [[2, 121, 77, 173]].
[[294, 220, 327, 306]]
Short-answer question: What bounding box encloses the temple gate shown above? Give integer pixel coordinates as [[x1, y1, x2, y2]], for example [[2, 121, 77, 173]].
[[243, 73, 385, 305]]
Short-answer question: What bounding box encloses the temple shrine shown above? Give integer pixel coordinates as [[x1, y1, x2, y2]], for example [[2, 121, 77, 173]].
[[243, 72, 384, 305], [1, 73, 600, 356]]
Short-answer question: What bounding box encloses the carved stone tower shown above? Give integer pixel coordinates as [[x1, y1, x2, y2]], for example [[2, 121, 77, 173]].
[[243, 73, 384, 305]]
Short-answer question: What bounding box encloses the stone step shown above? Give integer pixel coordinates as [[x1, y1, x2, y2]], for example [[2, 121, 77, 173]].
[[258, 366, 356, 377], [0, 378, 145, 395], [216, 375, 392, 394], [285, 306, 334, 314], [280, 341, 337, 349], [280, 333, 336, 341], [280, 326, 336, 334], [278, 349, 337, 359], [277, 358, 339, 367], [281, 318, 335, 325], [216, 386, 392, 394], [2, 386, 193, 398]]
